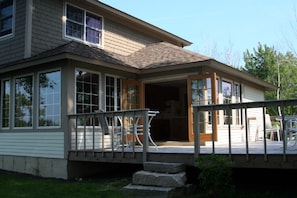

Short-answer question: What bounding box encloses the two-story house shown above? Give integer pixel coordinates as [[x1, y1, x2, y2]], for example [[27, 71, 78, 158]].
[[0, 0, 276, 179]]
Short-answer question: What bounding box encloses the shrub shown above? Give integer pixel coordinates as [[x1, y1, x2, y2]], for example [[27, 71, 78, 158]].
[[195, 154, 234, 197]]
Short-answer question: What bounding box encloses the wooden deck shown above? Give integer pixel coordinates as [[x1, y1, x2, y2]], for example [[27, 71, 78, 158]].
[[68, 100, 297, 170], [68, 140, 297, 169]]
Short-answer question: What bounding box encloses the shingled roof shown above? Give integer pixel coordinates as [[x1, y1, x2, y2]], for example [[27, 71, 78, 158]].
[[0, 41, 211, 70], [126, 42, 211, 69]]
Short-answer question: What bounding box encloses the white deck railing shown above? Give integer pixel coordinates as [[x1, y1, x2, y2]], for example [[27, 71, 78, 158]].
[[193, 99, 297, 161], [68, 109, 153, 162]]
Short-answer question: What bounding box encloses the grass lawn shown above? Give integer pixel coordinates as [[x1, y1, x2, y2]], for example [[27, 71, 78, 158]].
[[0, 169, 296, 198], [0, 171, 130, 198]]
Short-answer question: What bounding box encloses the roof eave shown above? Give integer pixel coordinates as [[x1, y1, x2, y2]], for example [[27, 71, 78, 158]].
[[0, 53, 140, 74], [86, 0, 192, 47], [208, 60, 277, 91]]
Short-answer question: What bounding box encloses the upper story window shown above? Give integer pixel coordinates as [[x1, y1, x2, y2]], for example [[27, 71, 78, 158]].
[[0, 0, 14, 38], [66, 4, 103, 46]]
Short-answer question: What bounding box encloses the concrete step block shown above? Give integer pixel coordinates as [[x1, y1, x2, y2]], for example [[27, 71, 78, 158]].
[[122, 184, 183, 198], [133, 170, 186, 187]]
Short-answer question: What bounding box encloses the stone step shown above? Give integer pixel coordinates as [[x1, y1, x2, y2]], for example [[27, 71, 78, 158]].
[[143, 162, 185, 173], [132, 170, 186, 187], [122, 184, 184, 198]]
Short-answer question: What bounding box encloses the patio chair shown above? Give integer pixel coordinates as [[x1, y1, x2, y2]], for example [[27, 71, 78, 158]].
[[97, 110, 125, 149], [265, 114, 281, 141], [286, 119, 297, 148]]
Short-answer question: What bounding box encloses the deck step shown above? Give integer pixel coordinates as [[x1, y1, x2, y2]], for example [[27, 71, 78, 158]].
[[122, 161, 196, 197], [133, 170, 186, 187], [143, 162, 185, 173]]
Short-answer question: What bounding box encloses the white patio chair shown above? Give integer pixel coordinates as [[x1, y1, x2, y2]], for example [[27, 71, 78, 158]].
[[265, 114, 281, 141], [97, 111, 126, 149]]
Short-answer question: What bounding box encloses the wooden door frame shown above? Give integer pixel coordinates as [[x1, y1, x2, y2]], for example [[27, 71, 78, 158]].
[[122, 79, 144, 110], [187, 73, 217, 142]]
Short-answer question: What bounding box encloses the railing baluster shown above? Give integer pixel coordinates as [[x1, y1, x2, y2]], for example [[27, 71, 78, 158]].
[[244, 105, 249, 161]]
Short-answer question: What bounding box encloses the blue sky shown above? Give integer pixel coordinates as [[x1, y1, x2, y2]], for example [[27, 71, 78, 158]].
[[100, 0, 297, 66]]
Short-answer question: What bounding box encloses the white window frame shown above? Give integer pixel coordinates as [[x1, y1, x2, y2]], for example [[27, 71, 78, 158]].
[[233, 82, 242, 125], [37, 69, 61, 129], [64, 3, 104, 47], [0, 0, 15, 40], [105, 74, 122, 112], [75, 68, 101, 127]]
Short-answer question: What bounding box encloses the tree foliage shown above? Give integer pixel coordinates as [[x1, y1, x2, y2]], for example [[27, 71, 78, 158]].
[[241, 43, 297, 115]]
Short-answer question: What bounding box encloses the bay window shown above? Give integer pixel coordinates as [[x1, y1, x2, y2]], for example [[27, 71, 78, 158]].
[[38, 70, 61, 127], [14, 75, 33, 128]]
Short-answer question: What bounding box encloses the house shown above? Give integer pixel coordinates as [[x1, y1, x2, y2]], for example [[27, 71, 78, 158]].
[[0, 0, 276, 179]]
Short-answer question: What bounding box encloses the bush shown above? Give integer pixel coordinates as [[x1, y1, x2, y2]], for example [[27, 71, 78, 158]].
[[195, 154, 234, 197]]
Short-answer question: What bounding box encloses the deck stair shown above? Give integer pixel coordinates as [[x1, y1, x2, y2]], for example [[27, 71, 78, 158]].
[[122, 161, 196, 197]]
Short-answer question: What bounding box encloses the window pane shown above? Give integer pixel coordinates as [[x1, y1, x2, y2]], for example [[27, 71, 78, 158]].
[[222, 80, 232, 125], [0, 0, 13, 37], [66, 21, 83, 39], [39, 71, 61, 127], [66, 5, 83, 23], [2, 80, 10, 128], [15, 76, 33, 127]]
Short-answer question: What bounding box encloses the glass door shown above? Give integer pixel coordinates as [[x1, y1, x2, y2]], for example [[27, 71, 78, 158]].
[[122, 80, 144, 110], [187, 73, 217, 142]]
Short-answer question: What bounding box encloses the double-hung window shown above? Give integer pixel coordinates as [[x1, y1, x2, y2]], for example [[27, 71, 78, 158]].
[[66, 4, 102, 46], [0, 0, 14, 38]]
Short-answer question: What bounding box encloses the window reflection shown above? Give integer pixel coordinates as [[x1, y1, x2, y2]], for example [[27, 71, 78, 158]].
[[39, 70, 61, 127], [14, 75, 33, 127]]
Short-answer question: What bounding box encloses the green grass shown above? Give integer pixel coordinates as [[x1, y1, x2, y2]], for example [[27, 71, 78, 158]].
[[0, 171, 130, 198], [0, 170, 296, 198]]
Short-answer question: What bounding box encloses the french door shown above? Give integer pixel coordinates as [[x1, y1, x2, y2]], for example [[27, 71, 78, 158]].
[[187, 73, 217, 142], [122, 79, 144, 110]]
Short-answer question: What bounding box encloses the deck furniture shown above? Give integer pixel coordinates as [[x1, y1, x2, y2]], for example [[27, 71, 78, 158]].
[[265, 114, 281, 141], [117, 110, 159, 149]]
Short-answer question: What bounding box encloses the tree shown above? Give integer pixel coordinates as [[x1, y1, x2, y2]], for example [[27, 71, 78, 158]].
[[241, 43, 297, 115]]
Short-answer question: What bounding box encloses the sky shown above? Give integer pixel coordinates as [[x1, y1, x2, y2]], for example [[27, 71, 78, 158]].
[[99, 0, 297, 66]]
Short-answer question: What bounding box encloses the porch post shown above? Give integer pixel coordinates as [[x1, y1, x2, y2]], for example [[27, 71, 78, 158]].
[[142, 110, 149, 162], [194, 106, 200, 159]]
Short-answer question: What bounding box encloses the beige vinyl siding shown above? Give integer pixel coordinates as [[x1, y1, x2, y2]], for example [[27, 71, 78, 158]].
[[0, 0, 26, 65], [242, 85, 265, 102], [31, 0, 67, 57], [0, 132, 64, 158], [104, 19, 158, 56]]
